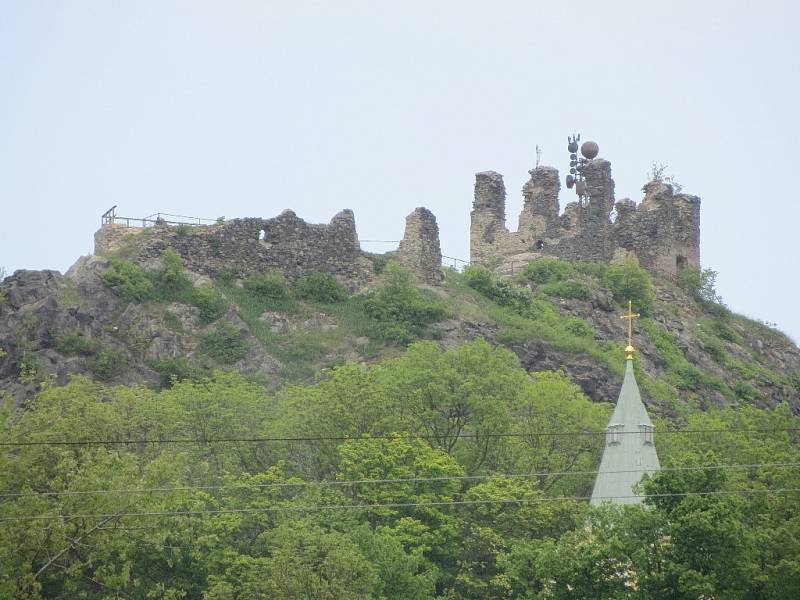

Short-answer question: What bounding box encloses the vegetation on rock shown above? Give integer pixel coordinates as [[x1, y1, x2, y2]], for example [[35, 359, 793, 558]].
[[1, 341, 799, 598]]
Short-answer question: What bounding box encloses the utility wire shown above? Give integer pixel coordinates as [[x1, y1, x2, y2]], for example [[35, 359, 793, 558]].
[[2, 427, 798, 447], [2, 461, 798, 500], [3, 488, 800, 522]]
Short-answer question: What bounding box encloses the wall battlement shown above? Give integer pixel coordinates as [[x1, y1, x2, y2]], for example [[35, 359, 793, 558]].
[[470, 157, 700, 278]]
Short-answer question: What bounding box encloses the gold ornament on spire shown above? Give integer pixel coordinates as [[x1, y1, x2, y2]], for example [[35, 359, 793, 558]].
[[620, 300, 640, 360]]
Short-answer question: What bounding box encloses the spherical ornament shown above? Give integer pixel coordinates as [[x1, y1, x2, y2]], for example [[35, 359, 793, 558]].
[[570, 153, 578, 160], [570, 167, 576, 175], [570, 160, 577, 167], [568, 141, 579, 153], [580, 141, 599, 160], [566, 175, 575, 188]]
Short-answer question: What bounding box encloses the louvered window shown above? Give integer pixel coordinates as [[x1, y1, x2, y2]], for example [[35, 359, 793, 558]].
[[640, 424, 654, 445], [606, 424, 623, 446]]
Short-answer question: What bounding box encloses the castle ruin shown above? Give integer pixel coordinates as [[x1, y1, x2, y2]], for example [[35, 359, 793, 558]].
[[94, 146, 701, 288], [94, 206, 444, 287], [470, 155, 701, 278]]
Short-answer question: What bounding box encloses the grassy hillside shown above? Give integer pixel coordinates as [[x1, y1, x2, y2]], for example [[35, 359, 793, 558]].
[[2, 251, 800, 597]]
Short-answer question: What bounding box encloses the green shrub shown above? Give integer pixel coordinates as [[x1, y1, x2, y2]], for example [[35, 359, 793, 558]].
[[733, 381, 760, 403], [678, 265, 723, 304], [200, 325, 249, 364], [163, 311, 184, 332], [55, 330, 101, 356], [464, 265, 536, 318], [151, 248, 193, 301], [521, 258, 574, 284], [363, 263, 447, 343], [244, 272, 290, 300], [90, 348, 124, 380], [603, 256, 655, 315], [174, 223, 193, 237], [540, 280, 592, 301], [192, 284, 228, 324], [369, 253, 392, 275], [700, 335, 726, 364], [641, 319, 729, 394], [463, 265, 495, 295], [296, 273, 348, 303], [563, 317, 595, 338], [706, 318, 741, 344], [18, 354, 41, 384], [101, 258, 153, 301], [149, 357, 204, 388], [573, 261, 608, 279], [216, 267, 237, 284]]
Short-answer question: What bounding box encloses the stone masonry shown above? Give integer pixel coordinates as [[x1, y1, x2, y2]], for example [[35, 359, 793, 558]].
[[95, 210, 376, 288], [470, 156, 700, 278], [397, 207, 444, 285], [95, 208, 447, 288]]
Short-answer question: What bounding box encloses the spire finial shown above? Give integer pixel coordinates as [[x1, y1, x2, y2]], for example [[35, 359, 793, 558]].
[[620, 300, 641, 360]]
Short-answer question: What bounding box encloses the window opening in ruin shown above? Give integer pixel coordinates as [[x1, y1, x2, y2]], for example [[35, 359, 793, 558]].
[[258, 229, 266, 241], [676, 255, 687, 270], [535, 240, 545, 250]]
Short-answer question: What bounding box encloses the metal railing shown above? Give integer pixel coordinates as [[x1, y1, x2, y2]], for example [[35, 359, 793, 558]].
[[100, 206, 218, 228]]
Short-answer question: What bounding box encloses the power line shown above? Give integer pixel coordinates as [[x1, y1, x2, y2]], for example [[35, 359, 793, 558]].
[[3, 461, 797, 499], [3, 488, 799, 522], [2, 427, 798, 447]]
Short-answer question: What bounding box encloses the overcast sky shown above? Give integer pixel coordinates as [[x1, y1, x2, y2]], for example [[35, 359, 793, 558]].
[[1, 1, 798, 344]]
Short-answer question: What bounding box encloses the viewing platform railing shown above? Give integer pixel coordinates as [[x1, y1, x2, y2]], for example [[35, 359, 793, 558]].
[[100, 206, 218, 228]]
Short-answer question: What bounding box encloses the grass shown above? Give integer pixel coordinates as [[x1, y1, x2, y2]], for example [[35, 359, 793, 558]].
[[640, 318, 733, 399], [216, 280, 387, 381], [443, 270, 624, 378]]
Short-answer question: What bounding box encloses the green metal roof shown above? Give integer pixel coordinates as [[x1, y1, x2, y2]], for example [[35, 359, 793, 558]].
[[590, 358, 660, 505]]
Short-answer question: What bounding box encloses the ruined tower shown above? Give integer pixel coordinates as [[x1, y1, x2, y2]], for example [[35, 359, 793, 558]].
[[469, 143, 700, 278]]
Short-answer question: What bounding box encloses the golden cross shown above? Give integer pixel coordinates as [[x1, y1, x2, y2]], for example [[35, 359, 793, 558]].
[[619, 300, 640, 359]]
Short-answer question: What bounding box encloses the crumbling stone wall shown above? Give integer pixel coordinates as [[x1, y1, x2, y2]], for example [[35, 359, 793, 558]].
[[95, 210, 376, 288], [397, 207, 444, 284], [470, 157, 700, 278], [94, 207, 448, 288]]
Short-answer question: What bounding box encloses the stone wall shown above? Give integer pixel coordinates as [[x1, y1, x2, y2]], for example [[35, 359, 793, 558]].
[[397, 207, 444, 284], [94, 207, 448, 288], [470, 157, 700, 278], [95, 210, 376, 288]]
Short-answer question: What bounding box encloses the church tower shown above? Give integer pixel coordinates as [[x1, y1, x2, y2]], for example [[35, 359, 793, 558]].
[[590, 302, 661, 505]]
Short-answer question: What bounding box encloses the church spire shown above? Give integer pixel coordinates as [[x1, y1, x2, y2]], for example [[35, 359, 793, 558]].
[[590, 301, 660, 505]]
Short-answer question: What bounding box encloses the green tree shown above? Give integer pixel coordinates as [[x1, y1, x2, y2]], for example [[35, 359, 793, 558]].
[[604, 255, 655, 315], [363, 263, 447, 343]]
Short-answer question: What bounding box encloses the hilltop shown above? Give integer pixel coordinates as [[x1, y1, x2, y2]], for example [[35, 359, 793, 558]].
[[1, 231, 797, 416], [3, 159, 800, 597]]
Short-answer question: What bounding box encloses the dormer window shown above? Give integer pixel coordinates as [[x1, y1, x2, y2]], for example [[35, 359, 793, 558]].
[[640, 424, 654, 445], [606, 423, 623, 446]]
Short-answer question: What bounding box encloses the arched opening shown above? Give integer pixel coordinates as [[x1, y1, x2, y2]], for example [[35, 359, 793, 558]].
[[535, 240, 545, 250], [258, 229, 266, 241], [676, 255, 687, 270]]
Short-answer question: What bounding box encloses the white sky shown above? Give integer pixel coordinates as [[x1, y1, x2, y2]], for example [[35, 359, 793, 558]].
[[1, 1, 798, 344]]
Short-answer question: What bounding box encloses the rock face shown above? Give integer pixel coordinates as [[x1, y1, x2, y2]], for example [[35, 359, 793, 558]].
[[470, 158, 700, 279], [397, 207, 444, 285]]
